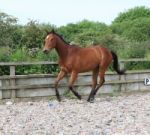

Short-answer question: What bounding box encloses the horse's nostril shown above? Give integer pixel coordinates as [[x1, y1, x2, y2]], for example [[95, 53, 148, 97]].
[[43, 50, 48, 54]]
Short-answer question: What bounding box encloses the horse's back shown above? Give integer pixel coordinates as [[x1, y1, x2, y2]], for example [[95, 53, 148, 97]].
[[65, 45, 112, 73], [78, 45, 112, 60]]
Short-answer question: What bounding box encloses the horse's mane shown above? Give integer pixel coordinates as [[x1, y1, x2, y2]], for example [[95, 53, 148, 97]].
[[47, 30, 81, 48], [48, 30, 70, 45]]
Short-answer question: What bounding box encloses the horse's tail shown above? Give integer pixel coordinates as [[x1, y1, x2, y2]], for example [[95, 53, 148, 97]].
[[111, 51, 125, 75]]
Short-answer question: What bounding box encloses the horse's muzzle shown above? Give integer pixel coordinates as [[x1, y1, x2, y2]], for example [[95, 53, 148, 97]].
[[43, 49, 49, 54]]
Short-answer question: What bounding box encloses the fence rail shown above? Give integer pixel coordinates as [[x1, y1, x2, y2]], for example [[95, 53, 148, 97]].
[[0, 61, 57, 66], [0, 59, 149, 76], [0, 59, 150, 100], [0, 58, 149, 66]]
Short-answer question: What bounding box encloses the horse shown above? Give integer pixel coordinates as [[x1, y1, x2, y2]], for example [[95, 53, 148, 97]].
[[43, 30, 125, 103]]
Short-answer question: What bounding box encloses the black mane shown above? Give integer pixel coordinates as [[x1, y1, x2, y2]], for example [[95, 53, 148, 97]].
[[47, 30, 70, 45]]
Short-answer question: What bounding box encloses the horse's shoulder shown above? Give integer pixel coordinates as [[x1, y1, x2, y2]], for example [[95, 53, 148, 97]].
[[70, 44, 81, 48], [68, 45, 81, 51]]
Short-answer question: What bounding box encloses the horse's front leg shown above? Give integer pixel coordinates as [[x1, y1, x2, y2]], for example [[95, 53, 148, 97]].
[[55, 70, 66, 101], [68, 71, 81, 100]]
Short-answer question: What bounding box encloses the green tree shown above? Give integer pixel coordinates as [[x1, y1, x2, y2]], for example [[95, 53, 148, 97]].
[[111, 6, 150, 41], [58, 20, 112, 46], [113, 6, 150, 23], [0, 12, 17, 48], [22, 20, 45, 49]]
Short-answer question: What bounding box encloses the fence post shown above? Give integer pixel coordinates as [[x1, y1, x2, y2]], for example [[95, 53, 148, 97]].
[[119, 61, 126, 92], [120, 61, 125, 71], [10, 66, 16, 98], [0, 80, 2, 99]]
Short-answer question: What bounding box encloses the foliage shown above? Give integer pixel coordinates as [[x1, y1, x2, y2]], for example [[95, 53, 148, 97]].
[[10, 48, 59, 75], [21, 21, 45, 49], [0, 47, 11, 75], [113, 6, 150, 23], [112, 18, 150, 41], [125, 61, 150, 70], [0, 12, 17, 49], [112, 6, 150, 41], [1, 6, 150, 75], [58, 20, 112, 46]]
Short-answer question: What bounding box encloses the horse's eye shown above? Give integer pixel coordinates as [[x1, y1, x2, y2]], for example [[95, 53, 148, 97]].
[[50, 38, 54, 41]]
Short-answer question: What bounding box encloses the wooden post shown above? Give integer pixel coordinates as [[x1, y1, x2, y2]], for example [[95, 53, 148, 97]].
[[10, 66, 16, 98], [0, 80, 2, 99], [120, 61, 125, 71]]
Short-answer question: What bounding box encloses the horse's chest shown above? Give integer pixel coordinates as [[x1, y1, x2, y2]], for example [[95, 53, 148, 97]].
[[59, 61, 72, 73]]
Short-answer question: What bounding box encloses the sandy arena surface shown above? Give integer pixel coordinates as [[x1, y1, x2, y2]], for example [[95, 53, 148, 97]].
[[0, 93, 150, 135]]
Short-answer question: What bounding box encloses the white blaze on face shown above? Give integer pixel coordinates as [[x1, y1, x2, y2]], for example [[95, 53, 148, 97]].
[[46, 35, 50, 40]]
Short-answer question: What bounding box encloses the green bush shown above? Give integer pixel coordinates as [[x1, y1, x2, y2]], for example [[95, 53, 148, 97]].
[[112, 6, 150, 42], [0, 47, 59, 75], [125, 61, 150, 70], [0, 47, 11, 75], [113, 6, 150, 23], [1, 7, 150, 75]]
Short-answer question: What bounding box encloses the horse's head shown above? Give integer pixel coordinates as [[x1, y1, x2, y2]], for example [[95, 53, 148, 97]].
[[43, 29, 57, 54]]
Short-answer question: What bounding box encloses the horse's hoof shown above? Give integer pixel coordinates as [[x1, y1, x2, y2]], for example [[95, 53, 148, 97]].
[[58, 99, 61, 102], [87, 97, 95, 103], [57, 97, 61, 102], [78, 95, 82, 100], [58, 97, 62, 102]]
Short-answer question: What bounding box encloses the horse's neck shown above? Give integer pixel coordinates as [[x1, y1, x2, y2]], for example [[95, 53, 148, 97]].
[[55, 38, 69, 61]]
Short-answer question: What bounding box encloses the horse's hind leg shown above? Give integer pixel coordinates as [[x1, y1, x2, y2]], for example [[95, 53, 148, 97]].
[[87, 68, 99, 102], [68, 71, 81, 99], [88, 67, 106, 103], [94, 68, 105, 95]]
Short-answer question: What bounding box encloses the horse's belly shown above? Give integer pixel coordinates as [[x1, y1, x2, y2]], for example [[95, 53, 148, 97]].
[[77, 62, 99, 73], [65, 52, 100, 73], [65, 63, 98, 73]]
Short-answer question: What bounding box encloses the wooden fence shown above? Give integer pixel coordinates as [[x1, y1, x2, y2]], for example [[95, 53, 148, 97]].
[[0, 59, 150, 99]]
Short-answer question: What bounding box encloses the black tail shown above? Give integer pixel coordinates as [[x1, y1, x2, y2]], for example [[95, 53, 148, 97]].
[[111, 51, 125, 75]]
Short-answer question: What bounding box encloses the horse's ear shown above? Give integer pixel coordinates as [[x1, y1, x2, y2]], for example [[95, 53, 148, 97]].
[[51, 29, 55, 33]]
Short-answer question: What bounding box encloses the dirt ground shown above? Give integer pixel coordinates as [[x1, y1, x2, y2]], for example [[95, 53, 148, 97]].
[[0, 93, 150, 135]]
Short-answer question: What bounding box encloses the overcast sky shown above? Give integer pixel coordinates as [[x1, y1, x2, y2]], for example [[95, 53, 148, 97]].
[[0, 0, 150, 26]]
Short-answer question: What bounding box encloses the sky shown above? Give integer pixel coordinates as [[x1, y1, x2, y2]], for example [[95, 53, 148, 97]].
[[0, 0, 150, 26]]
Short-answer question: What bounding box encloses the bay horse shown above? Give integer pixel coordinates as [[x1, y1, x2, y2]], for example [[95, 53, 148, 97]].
[[43, 30, 125, 103]]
